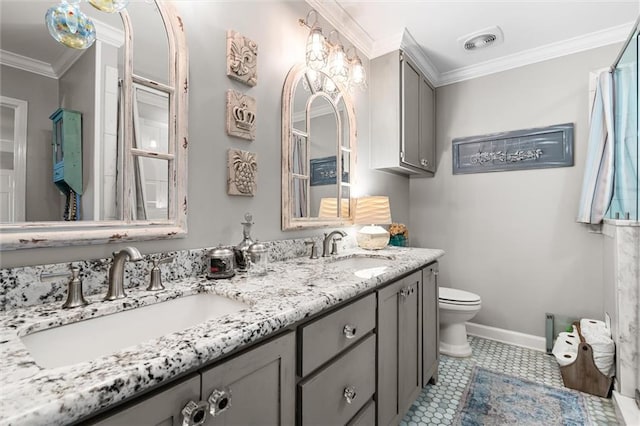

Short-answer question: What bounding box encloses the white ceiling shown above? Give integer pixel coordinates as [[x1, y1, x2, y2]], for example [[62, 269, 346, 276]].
[[307, 0, 639, 86]]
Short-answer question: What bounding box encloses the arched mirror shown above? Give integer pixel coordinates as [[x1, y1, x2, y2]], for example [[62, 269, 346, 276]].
[[282, 64, 356, 230], [0, 0, 188, 250]]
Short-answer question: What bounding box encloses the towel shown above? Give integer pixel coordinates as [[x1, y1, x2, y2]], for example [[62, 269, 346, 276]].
[[577, 71, 615, 224]]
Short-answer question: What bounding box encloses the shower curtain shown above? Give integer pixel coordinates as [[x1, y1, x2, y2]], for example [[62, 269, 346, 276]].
[[577, 71, 615, 224]]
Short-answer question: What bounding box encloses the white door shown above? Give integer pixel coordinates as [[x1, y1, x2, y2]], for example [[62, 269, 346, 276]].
[[0, 97, 27, 222]]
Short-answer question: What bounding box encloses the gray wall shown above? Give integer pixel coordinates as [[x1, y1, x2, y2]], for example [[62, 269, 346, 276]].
[[0, 1, 410, 267], [0, 65, 60, 221], [409, 44, 621, 337], [59, 46, 97, 220]]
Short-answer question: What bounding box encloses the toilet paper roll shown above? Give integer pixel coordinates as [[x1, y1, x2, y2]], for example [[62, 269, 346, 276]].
[[552, 335, 578, 359], [557, 331, 580, 347], [555, 351, 577, 367], [580, 319, 608, 340]]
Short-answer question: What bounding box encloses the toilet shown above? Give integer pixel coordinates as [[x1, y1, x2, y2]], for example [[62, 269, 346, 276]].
[[439, 287, 482, 357]]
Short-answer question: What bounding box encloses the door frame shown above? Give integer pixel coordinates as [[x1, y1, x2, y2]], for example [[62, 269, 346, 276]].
[[0, 95, 28, 222]]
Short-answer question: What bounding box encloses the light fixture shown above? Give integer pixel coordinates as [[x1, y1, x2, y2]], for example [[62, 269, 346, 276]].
[[89, 0, 129, 13], [300, 10, 329, 71], [347, 47, 366, 90], [354, 196, 392, 250], [45, 0, 96, 50], [298, 10, 366, 91], [327, 31, 349, 85]]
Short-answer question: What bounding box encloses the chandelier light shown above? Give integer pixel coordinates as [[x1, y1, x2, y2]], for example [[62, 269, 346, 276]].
[[89, 0, 129, 13], [327, 31, 350, 85], [347, 47, 367, 90], [45, 0, 96, 50]]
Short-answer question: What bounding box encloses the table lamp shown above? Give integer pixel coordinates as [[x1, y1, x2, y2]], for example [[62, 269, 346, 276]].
[[354, 196, 391, 249], [318, 198, 350, 218]]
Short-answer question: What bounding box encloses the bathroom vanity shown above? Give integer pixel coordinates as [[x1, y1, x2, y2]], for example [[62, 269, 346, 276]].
[[0, 246, 443, 425]]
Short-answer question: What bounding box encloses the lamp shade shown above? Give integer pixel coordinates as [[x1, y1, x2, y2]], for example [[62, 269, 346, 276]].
[[353, 196, 391, 225], [354, 196, 391, 250], [318, 198, 350, 218]]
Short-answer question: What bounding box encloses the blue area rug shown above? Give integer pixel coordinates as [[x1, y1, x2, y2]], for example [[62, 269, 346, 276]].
[[454, 367, 591, 425]]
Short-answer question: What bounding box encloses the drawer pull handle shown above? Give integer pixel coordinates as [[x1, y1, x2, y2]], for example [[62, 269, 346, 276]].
[[181, 400, 209, 426], [208, 388, 232, 417], [400, 287, 410, 298], [343, 386, 357, 404], [343, 324, 357, 339]]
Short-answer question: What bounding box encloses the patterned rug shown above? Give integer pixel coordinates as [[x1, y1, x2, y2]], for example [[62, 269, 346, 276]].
[[454, 367, 591, 425]]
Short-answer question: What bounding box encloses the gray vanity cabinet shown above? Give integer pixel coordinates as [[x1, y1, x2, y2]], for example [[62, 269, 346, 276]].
[[371, 50, 436, 176], [377, 270, 423, 426], [92, 374, 202, 426], [201, 331, 295, 425], [422, 264, 439, 386]]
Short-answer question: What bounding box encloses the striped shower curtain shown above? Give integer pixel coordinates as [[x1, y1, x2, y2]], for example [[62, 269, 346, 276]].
[[577, 71, 615, 224]]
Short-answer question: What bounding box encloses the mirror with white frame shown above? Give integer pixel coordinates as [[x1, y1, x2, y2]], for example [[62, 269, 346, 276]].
[[281, 64, 356, 230], [0, 0, 188, 250]]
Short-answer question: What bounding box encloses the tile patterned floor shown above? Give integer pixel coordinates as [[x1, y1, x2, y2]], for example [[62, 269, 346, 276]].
[[401, 336, 620, 425]]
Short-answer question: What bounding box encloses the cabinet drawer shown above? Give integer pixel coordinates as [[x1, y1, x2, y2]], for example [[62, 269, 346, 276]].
[[299, 334, 376, 426], [299, 293, 375, 376], [347, 399, 375, 426]]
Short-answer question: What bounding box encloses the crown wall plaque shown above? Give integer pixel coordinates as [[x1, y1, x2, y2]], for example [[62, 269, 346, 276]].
[[226, 90, 256, 140], [226, 30, 258, 87]]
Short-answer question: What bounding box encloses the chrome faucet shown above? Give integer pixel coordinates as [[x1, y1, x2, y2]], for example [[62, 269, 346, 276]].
[[105, 247, 144, 300], [322, 230, 347, 257]]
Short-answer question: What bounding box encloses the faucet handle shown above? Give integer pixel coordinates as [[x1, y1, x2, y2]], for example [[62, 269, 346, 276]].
[[147, 256, 174, 291], [305, 241, 319, 259], [330, 237, 343, 255]]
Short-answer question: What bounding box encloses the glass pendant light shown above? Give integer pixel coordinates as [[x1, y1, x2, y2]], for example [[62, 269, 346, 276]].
[[328, 38, 349, 86], [45, 0, 96, 50], [89, 0, 129, 13], [302, 11, 328, 71], [349, 51, 367, 90]]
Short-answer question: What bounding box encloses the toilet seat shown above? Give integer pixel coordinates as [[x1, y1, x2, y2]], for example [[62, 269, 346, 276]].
[[439, 287, 481, 306]]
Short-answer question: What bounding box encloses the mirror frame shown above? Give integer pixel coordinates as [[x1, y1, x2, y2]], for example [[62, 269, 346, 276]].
[[0, 1, 189, 251], [281, 63, 357, 230]]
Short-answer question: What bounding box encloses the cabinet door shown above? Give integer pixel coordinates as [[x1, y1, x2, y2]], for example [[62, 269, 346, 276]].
[[419, 78, 436, 173], [401, 58, 421, 169], [92, 374, 202, 426], [422, 264, 439, 386], [201, 331, 295, 426], [377, 271, 422, 426]]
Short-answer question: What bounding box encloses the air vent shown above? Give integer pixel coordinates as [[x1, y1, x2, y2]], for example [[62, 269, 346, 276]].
[[464, 34, 497, 51], [458, 26, 504, 52]]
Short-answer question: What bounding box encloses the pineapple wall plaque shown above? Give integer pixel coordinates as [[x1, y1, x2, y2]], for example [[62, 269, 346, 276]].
[[226, 90, 256, 140], [228, 149, 257, 196], [226, 30, 258, 87]]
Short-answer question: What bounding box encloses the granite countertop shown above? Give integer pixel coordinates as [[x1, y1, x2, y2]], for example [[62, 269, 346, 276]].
[[0, 246, 444, 425]]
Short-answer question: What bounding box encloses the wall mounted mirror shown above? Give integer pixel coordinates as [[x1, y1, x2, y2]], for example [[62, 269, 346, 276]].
[[0, 0, 188, 250], [281, 64, 356, 230]]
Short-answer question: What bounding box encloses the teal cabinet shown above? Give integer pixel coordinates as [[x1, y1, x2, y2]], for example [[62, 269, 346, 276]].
[[49, 108, 82, 196]]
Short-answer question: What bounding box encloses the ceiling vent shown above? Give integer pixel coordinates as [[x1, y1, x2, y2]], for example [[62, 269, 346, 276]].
[[459, 26, 504, 52]]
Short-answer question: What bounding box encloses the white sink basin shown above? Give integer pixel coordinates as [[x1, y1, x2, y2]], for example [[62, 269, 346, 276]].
[[21, 293, 249, 369], [330, 255, 395, 278]]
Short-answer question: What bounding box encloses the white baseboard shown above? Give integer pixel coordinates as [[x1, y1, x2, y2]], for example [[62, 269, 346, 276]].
[[613, 391, 640, 426], [466, 322, 547, 353]]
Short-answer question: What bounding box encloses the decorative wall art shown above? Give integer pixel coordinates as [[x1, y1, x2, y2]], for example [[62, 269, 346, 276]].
[[452, 123, 574, 174], [310, 156, 349, 186], [227, 149, 257, 196], [226, 90, 256, 141], [226, 30, 258, 87]]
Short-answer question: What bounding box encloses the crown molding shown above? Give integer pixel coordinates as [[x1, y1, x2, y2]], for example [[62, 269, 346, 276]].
[[437, 21, 634, 86], [51, 48, 84, 78], [0, 50, 57, 79], [304, 0, 375, 58], [94, 18, 125, 48], [400, 29, 440, 87]]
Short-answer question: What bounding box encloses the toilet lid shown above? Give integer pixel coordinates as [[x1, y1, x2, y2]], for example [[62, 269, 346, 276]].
[[439, 287, 481, 304]]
